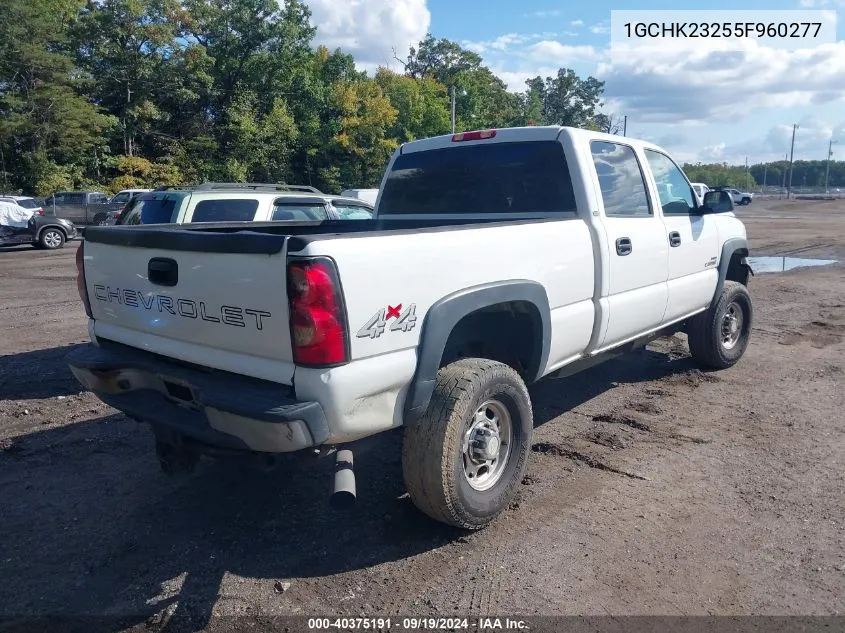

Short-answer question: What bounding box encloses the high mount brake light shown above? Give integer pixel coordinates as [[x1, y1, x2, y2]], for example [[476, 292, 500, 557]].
[[76, 243, 92, 318], [452, 130, 497, 142], [287, 258, 348, 366]]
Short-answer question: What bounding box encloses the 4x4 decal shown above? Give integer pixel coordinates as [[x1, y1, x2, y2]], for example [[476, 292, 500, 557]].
[[357, 303, 417, 339]]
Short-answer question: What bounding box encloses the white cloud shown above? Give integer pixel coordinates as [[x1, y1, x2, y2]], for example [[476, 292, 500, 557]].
[[598, 41, 845, 124], [526, 41, 600, 63], [799, 0, 844, 6], [590, 21, 610, 35], [570, 20, 584, 27], [526, 9, 563, 18], [304, 0, 430, 71]]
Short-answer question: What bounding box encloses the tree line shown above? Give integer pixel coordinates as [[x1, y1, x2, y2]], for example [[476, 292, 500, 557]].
[[0, 0, 618, 196], [684, 159, 845, 191]]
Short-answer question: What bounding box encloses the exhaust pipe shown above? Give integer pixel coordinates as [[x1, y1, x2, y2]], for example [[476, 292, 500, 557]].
[[330, 449, 356, 509]]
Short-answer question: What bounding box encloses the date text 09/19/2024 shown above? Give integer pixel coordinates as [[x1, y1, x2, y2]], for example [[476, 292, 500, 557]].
[[307, 617, 529, 630]]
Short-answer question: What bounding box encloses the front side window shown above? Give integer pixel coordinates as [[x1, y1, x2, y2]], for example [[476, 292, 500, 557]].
[[111, 192, 129, 204], [644, 150, 696, 215], [590, 141, 651, 217], [332, 203, 373, 219], [270, 202, 329, 221]]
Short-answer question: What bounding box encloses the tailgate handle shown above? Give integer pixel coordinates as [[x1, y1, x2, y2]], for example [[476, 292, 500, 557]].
[[148, 258, 178, 287]]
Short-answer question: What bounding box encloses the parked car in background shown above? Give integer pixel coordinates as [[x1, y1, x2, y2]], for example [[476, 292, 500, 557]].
[[718, 187, 753, 205], [340, 188, 379, 206], [117, 183, 374, 225], [109, 188, 152, 207], [0, 204, 77, 249], [690, 183, 710, 205], [100, 190, 150, 225], [42, 191, 123, 225], [0, 196, 45, 216]]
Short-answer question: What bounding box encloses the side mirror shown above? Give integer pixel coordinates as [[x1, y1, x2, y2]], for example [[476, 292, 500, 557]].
[[702, 190, 734, 214]]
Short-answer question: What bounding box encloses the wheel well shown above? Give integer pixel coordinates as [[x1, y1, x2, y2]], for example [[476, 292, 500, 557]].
[[439, 301, 542, 379], [726, 249, 750, 286]]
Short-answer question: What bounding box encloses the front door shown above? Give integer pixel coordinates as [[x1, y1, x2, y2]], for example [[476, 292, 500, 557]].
[[643, 150, 720, 324], [590, 140, 669, 350]]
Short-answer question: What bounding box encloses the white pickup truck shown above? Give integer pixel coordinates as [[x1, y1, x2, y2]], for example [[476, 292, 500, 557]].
[[68, 126, 754, 529]]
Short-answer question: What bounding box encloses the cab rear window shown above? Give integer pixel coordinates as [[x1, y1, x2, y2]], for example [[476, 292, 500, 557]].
[[378, 141, 577, 216]]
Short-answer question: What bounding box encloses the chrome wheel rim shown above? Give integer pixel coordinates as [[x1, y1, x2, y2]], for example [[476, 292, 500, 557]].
[[721, 301, 744, 350], [43, 231, 61, 248], [462, 399, 512, 491]]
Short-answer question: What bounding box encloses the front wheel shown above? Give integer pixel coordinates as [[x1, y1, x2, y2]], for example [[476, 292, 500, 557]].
[[39, 228, 65, 250], [402, 358, 533, 529], [687, 281, 752, 369]]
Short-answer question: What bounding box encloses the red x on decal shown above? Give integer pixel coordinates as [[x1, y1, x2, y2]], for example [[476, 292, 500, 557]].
[[386, 304, 402, 319]]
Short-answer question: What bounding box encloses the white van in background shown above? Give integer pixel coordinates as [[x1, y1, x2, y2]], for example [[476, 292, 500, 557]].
[[340, 188, 379, 206]]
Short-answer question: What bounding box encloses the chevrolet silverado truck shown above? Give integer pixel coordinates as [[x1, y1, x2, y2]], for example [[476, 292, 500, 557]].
[[67, 126, 754, 529]]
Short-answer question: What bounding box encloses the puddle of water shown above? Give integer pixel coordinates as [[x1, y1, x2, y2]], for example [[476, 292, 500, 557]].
[[747, 256, 838, 273]]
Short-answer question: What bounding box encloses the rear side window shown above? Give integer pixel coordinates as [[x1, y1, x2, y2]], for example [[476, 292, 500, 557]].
[[67, 193, 85, 205], [190, 199, 259, 222], [270, 202, 328, 221], [15, 198, 37, 209], [378, 140, 577, 215], [590, 141, 651, 217]]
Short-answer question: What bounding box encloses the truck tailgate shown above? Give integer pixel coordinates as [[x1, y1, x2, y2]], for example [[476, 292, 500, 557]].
[[81, 227, 295, 384]]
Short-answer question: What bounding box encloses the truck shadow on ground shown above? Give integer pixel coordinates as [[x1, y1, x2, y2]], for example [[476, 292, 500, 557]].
[[0, 344, 88, 400], [0, 344, 699, 632]]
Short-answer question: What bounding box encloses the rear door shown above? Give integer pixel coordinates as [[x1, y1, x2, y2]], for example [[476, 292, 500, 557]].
[[643, 150, 719, 323], [589, 140, 669, 349], [83, 230, 296, 384]]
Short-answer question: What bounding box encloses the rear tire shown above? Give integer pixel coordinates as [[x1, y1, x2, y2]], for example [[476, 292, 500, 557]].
[[687, 281, 752, 369], [402, 358, 533, 530], [39, 228, 65, 250]]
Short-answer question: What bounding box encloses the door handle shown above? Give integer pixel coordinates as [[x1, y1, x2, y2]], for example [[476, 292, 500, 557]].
[[615, 237, 632, 256], [148, 257, 179, 287], [669, 231, 682, 247]]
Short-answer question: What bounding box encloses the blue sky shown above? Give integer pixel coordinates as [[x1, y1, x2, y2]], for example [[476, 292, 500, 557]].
[[305, 0, 845, 168]]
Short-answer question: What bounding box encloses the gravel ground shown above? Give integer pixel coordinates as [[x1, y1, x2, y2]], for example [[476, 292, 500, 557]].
[[1, 199, 843, 631]]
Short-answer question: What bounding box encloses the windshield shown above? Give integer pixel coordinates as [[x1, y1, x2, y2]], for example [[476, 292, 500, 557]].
[[378, 140, 577, 216]]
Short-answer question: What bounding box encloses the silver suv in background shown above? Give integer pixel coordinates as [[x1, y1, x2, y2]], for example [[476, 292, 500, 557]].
[[117, 183, 374, 225]]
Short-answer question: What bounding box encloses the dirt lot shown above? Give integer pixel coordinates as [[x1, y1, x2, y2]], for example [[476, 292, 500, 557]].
[[1, 199, 844, 631]]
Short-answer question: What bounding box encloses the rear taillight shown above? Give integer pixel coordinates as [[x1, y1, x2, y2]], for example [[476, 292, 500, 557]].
[[287, 258, 348, 366], [452, 129, 497, 142], [35, 208, 45, 215], [76, 243, 92, 318]]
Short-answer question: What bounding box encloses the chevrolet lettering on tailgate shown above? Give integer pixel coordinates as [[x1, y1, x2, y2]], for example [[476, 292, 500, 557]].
[[92, 284, 272, 330]]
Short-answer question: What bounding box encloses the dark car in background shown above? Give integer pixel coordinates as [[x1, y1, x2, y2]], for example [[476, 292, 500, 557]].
[[42, 191, 123, 225], [0, 213, 78, 250]]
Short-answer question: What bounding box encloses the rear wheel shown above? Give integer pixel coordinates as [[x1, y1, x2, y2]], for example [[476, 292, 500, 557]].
[[39, 228, 65, 250], [687, 281, 752, 369], [402, 358, 533, 529]]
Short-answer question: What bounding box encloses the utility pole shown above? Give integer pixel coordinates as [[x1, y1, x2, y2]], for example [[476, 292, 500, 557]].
[[787, 123, 798, 198], [745, 156, 749, 191], [762, 163, 767, 192], [125, 82, 133, 158], [450, 85, 456, 134], [824, 138, 837, 193], [781, 153, 787, 192], [623, 115, 627, 137]]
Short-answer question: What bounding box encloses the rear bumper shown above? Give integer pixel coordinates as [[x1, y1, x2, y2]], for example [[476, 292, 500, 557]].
[[65, 342, 329, 454]]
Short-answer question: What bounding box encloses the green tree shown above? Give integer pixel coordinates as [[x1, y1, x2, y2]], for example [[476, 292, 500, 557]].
[[0, 0, 115, 192], [522, 69, 605, 128], [329, 79, 398, 187], [375, 68, 450, 142]]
